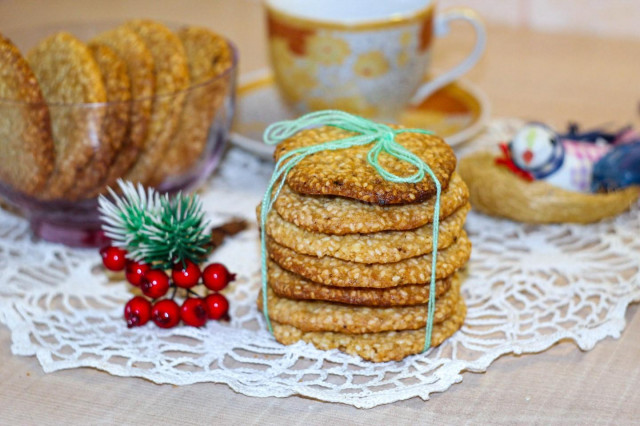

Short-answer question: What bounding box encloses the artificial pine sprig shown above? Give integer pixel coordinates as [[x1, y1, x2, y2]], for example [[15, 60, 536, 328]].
[[98, 180, 210, 269]]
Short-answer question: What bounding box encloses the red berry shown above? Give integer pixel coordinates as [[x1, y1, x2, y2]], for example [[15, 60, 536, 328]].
[[202, 263, 236, 291], [151, 299, 180, 328], [125, 260, 150, 287], [172, 259, 202, 289], [180, 298, 208, 327], [100, 246, 127, 271], [124, 296, 151, 328], [205, 293, 229, 320], [141, 269, 170, 299]]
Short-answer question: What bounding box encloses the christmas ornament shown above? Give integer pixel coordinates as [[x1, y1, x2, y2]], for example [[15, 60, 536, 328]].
[[205, 293, 229, 320], [592, 141, 640, 191], [172, 259, 202, 289], [99, 180, 210, 269], [152, 299, 181, 329], [98, 180, 240, 329], [125, 260, 150, 287], [124, 296, 152, 328], [202, 263, 236, 291], [180, 298, 209, 327], [459, 119, 639, 224], [100, 246, 128, 271], [496, 122, 639, 193], [140, 269, 170, 299]]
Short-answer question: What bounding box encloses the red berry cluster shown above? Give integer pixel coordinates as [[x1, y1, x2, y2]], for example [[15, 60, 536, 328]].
[[100, 246, 235, 329]]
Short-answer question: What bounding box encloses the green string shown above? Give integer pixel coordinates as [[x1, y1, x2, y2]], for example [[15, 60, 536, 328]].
[[259, 110, 441, 353]]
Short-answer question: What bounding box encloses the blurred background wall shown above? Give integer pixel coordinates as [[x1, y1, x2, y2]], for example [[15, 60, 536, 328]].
[[440, 0, 640, 39], [2, 0, 639, 39]]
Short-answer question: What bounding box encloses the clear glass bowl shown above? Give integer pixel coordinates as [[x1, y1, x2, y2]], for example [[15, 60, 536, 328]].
[[0, 22, 237, 247]]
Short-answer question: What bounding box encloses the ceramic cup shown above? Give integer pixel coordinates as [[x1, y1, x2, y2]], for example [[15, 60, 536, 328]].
[[265, 0, 486, 119]]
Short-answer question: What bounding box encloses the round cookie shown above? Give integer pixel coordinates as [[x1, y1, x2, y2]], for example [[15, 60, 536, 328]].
[[275, 173, 469, 235], [265, 203, 470, 263], [268, 260, 453, 306], [91, 27, 154, 191], [178, 27, 232, 82], [27, 32, 107, 199], [273, 126, 457, 205], [259, 275, 460, 334], [267, 231, 471, 288], [0, 32, 54, 196], [270, 296, 467, 362], [66, 43, 131, 199], [123, 20, 190, 186], [158, 26, 234, 178]]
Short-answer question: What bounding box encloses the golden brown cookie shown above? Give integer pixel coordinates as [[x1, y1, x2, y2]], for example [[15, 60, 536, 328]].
[[0, 32, 54, 196], [273, 126, 457, 205], [267, 260, 452, 306], [66, 43, 131, 199], [275, 173, 469, 235], [267, 231, 471, 288], [158, 26, 234, 178], [259, 275, 461, 334], [265, 203, 470, 263], [27, 32, 107, 199], [271, 296, 466, 362], [178, 26, 232, 82], [123, 20, 190, 186], [91, 27, 154, 190]]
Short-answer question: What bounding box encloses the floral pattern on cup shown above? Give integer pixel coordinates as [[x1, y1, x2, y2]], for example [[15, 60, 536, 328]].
[[307, 35, 351, 65], [266, 5, 435, 119], [353, 51, 390, 79]]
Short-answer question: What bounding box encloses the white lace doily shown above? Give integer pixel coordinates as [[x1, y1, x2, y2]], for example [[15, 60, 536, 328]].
[[1, 119, 638, 409]]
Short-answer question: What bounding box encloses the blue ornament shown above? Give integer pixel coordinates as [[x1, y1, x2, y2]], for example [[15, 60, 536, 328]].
[[592, 141, 640, 192]]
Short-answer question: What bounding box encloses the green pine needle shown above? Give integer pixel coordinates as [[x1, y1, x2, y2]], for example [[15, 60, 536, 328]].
[[98, 180, 210, 268]]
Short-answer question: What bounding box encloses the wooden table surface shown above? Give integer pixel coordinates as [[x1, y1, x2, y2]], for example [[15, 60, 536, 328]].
[[1, 0, 639, 423]]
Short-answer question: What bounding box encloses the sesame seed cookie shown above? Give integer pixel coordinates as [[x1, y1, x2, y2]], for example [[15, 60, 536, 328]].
[[91, 26, 154, 190], [66, 43, 131, 199], [265, 203, 470, 263], [258, 275, 460, 334], [268, 260, 453, 306], [270, 296, 466, 362], [275, 173, 469, 235], [27, 32, 106, 199], [158, 26, 234, 178], [0, 32, 54, 196], [267, 231, 471, 288], [124, 20, 190, 186], [273, 126, 457, 205], [178, 26, 232, 82]]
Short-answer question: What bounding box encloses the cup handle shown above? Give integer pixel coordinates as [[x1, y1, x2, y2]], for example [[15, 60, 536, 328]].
[[409, 8, 486, 105]]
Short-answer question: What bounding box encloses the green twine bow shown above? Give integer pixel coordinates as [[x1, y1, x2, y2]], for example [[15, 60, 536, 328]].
[[259, 110, 442, 353]]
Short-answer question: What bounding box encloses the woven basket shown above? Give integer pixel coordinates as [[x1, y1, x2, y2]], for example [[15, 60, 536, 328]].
[[458, 151, 639, 224]]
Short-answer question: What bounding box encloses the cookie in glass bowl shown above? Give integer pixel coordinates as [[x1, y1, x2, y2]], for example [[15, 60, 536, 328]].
[[0, 21, 237, 247]]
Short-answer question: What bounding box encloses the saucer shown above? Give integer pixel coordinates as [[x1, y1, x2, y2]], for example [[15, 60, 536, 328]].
[[230, 69, 490, 159]]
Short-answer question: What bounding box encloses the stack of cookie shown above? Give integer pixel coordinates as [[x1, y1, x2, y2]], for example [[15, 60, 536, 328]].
[[0, 21, 233, 201], [259, 126, 472, 362]]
